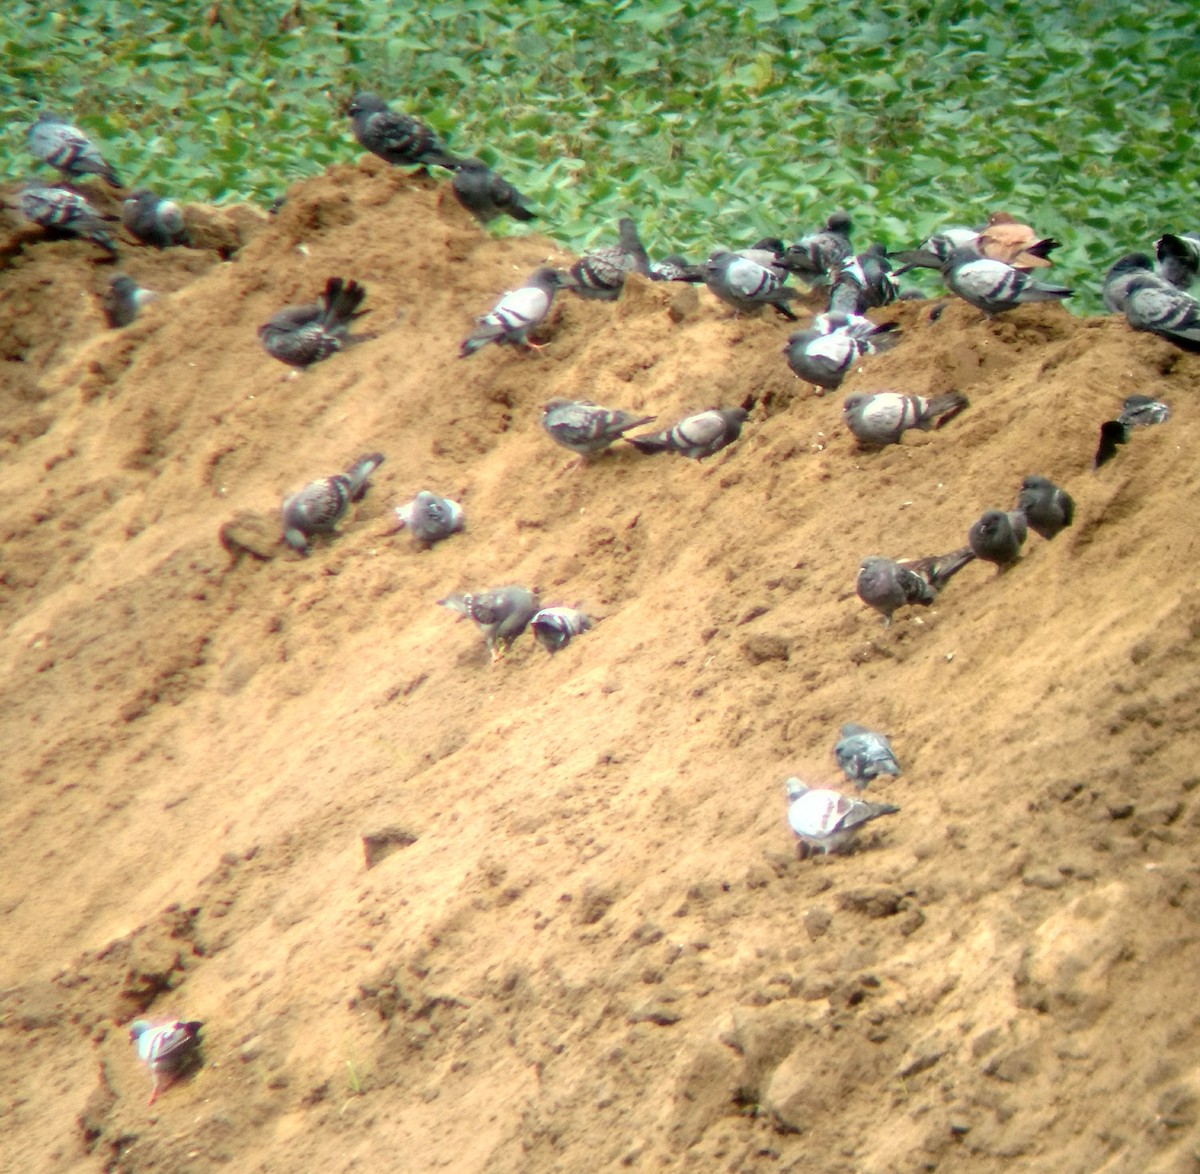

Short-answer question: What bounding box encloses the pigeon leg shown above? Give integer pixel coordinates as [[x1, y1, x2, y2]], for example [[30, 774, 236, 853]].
[[147, 1077, 161, 1107]]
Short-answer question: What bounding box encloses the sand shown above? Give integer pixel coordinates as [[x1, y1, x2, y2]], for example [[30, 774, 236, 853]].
[[2, 158, 1200, 1174]]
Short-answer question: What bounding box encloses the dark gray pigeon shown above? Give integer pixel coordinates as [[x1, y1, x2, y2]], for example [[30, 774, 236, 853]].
[[626, 406, 748, 460], [842, 390, 968, 446], [259, 277, 369, 368], [889, 226, 980, 275], [968, 508, 1028, 567], [451, 158, 536, 224], [438, 585, 540, 662], [1016, 475, 1074, 540], [281, 453, 384, 556], [705, 249, 798, 319], [541, 398, 655, 455], [390, 490, 464, 546], [27, 111, 121, 187], [1155, 233, 1200, 291], [1121, 274, 1200, 351], [649, 254, 705, 283], [103, 274, 156, 328], [856, 548, 975, 627], [942, 247, 1072, 315], [1102, 253, 1161, 313], [782, 212, 853, 282], [785, 778, 899, 855], [460, 267, 566, 356], [834, 723, 901, 790], [828, 244, 898, 314], [347, 92, 460, 170], [122, 188, 189, 247], [129, 1019, 203, 1106], [531, 607, 594, 653], [783, 315, 900, 391], [18, 184, 118, 255], [565, 218, 651, 300]]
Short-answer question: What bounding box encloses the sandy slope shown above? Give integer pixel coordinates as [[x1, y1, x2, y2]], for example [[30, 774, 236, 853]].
[[2, 159, 1200, 1174]]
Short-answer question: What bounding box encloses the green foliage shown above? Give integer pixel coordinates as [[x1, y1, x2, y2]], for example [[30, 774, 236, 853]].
[[2, 0, 1197, 312]]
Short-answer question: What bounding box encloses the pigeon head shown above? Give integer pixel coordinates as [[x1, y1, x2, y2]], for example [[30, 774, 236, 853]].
[[826, 211, 852, 233], [784, 777, 809, 804], [750, 236, 786, 254], [347, 92, 387, 116], [1021, 474, 1052, 492], [1107, 253, 1155, 278], [530, 266, 567, 290]]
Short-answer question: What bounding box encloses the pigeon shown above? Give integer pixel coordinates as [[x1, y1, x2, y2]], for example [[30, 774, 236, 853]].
[[977, 213, 1060, 268], [834, 723, 901, 790], [942, 247, 1072, 315], [259, 277, 369, 368], [784, 778, 899, 855], [783, 316, 901, 392], [649, 254, 705, 283], [27, 111, 121, 187], [122, 188, 189, 247], [1102, 253, 1161, 313], [531, 607, 594, 653], [625, 406, 748, 460], [856, 548, 976, 626], [968, 508, 1028, 567], [1155, 232, 1200, 291], [1016, 475, 1074, 540], [1094, 395, 1171, 469], [705, 249, 799, 319], [541, 399, 655, 455], [828, 244, 898, 314], [889, 226, 981, 274], [1121, 274, 1200, 351], [565, 218, 651, 300], [460, 267, 566, 357], [451, 158, 536, 224], [782, 212, 853, 282], [17, 184, 118, 255], [281, 453, 384, 556], [129, 1019, 203, 1106], [842, 390, 968, 446], [103, 274, 156, 328], [437, 585, 540, 662], [347, 91, 460, 170], [390, 490, 464, 546]]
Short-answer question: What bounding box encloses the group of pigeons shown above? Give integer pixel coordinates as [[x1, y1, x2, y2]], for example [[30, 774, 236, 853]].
[[14, 97, 1192, 1102]]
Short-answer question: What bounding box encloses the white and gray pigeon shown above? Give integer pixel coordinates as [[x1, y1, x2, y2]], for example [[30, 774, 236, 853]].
[[705, 249, 798, 319], [1102, 253, 1161, 313], [129, 1019, 203, 1106], [541, 398, 655, 455], [1016, 475, 1074, 540], [784, 778, 899, 855], [783, 315, 900, 392], [1121, 273, 1200, 351], [259, 276, 369, 368], [942, 247, 1072, 315], [451, 158, 536, 224], [834, 723, 902, 790], [531, 606, 594, 653], [1094, 395, 1171, 468], [625, 406, 748, 460], [390, 490, 464, 546], [281, 453, 384, 556], [122, 188, 189, 247], [649, 254, 705, 283], [460, 267, 566, 357], [565, 218, 651, 300], [968, 508, 1028, 567], [18, 184, 118, 255], [828, 244, 898, 314], [438, 585, 540, 662], [782, 212, 853, 282], [856, 548, 976, 626], [889, 226, 981, 274], [103, 274, 156, 328], [1155, 232, 1200, 291], [842, 389, 968, 447], [347, 91, 460, 170], [27, 111, 121, 187]]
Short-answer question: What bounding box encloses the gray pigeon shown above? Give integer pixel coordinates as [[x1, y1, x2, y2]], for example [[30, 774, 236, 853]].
[[834, 723, 901, 790], [784, 778, 898, 856], [705, 249, 798, 319], [18, 184, 118, 255], [649, 254, 705, 283], [259, 277, 369, 368], [27, 111, 121, 187], [856, 548, 976, 626], [129, 1019, 203, 1106], [541, 398, 655, 455], [889, 226, 981, 274], [460, 267, 566, 357], [1155, 233, 1200, 291], [625, 406, 748, 460], [942, 247, 1072, 315], [827, 244, 898, 314], [1118, 394, 1170, 427], [565, 218, 651, 300], [122, 188, 189, 247], [783, 315, 900, 391], [281, 453, 384, 556], [103, 274, 156, 328], [782, 212, 853, 282], [531, 607, 594, 653], [968, 508, 1028, 567], [1016, 475, 1074, 540], [1122, 274, 1200, 351], [842, 390, 968, 447], [347, 91, 460, 170], [390, 490, 464, 546], [1102, 253, 1161, 313], [451, 158, 536, 224], [438, 585, 540, 662]]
